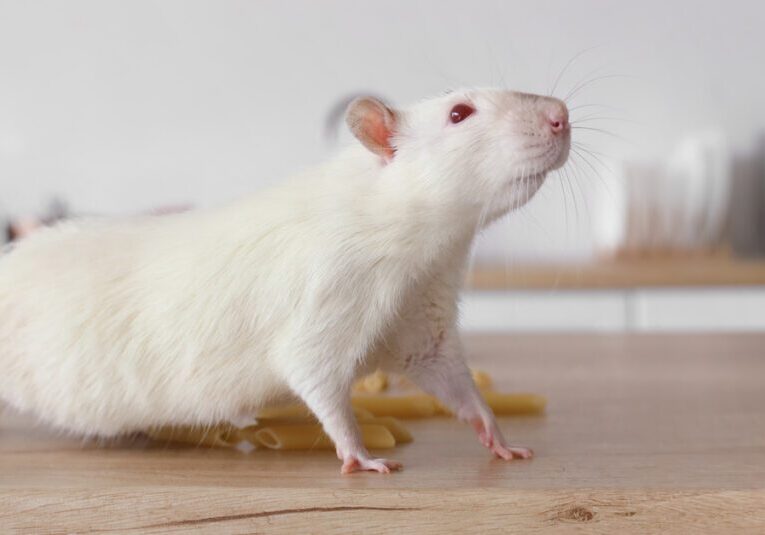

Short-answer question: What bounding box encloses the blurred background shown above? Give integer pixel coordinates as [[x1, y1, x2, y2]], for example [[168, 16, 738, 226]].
[[1, 0, 764, 331]]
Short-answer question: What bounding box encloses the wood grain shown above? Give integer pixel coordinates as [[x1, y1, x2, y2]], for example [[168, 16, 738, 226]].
[[467, 257, 765, 289], [2, 334, 765, 533]]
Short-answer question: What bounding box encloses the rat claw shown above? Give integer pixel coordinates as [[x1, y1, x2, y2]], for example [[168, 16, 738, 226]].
[[341, 456, 403, 474]]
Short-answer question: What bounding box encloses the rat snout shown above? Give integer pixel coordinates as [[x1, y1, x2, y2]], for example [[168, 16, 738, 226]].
[[541, 98, 569, 136], [512, 93, 571, 173]]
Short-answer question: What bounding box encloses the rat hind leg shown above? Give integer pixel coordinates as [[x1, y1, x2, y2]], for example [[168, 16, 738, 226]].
[[399, 328, 533, 461]]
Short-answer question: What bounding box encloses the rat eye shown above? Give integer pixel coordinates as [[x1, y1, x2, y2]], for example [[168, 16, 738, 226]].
[[449, 103, 475, 124]]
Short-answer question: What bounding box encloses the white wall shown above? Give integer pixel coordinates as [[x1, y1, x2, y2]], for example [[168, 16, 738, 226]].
[[1, 0, 764, 261]]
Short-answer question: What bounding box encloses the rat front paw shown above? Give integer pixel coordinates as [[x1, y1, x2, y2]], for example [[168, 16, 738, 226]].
[[490, 443, 533, 460], [341, 456, 403, 474], [472, 418, 533, 460]]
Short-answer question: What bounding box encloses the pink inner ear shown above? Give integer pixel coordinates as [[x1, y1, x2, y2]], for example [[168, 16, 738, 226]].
[[347, 98, 398, 161], [364, 113, 395, 160]]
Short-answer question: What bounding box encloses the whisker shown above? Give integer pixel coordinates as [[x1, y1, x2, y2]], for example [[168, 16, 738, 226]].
[[572, 141, 614, 161], [568, 103, 623, 113], [569, 150, 615, 200], [571, 126, 633, 144], [561, 66, 606, 102], [564, 74, 634, 104], [570, 157, 595, 224], [572, 144, 615, 173], [568, 165, 585, 225], [570, 116, 640, 126], [562, 166, 580, 226], [554, 170, 571, 242], [548, 44, 605, 98]]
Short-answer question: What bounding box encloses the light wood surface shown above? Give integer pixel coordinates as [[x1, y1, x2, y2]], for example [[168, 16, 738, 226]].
[[468, 257, 765, 289], [2, 334, 765, 533]]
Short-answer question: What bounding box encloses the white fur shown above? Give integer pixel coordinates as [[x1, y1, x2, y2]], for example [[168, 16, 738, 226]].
[[0, 88, 569, 470]]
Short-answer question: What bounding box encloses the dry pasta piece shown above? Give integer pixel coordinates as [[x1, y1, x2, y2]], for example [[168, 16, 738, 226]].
[[237, 407, 379, 444], [351, 394, 438, 418], [146, 424, 239, 448], [470, 368, 493, 390], [432, 392, 546, 417], [238, 417, 408, 446], [234, 424, 265, 445], [353, 369, 389, 394], [254, 423, 395, 450], [482, 392, 547, 415], [353, 407, 375, 420], [357, 416, 413, 444], [255, 405, 374, 423], [255, 403, 314, 420], [431, 398, 452, 416]]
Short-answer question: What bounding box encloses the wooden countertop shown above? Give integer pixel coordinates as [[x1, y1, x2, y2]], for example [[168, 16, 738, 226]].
[[467, 257, 765, 290], [2, 334, 765, 533]]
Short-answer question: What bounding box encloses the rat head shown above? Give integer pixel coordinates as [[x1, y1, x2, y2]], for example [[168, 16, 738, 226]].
[[346, 89, 570, 223]]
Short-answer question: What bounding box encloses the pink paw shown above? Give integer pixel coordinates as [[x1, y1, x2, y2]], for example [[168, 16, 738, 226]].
[[490, 443, 533, 460], [473, 419, 533, 460], [341, 456, 403, 474]]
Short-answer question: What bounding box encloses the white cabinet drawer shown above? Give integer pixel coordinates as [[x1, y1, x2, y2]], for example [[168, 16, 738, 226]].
[[461, 291, 627, 331], [461, 288, 765, 331], [634, 288, 765, 331]]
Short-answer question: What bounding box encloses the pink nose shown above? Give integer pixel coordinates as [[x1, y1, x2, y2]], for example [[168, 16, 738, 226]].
[[544, 101, 569, 135]]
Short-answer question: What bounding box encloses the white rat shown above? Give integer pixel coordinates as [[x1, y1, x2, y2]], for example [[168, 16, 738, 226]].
[[0, 88, 570, 473]]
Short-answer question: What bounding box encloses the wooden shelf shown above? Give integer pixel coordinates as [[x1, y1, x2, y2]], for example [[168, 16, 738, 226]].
[[2, 334, 765, 533], [467, 257, 765, 290]]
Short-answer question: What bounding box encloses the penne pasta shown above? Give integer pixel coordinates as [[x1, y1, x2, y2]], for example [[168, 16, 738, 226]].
[[254, 405, 374, 423], [143, 366, 541, 455], [237, 412, 406, 446], [352, 407, 376, 420], [254, 423, 395, 450], [470, 368, 493, 390], [234, 424, 265, 445], [482, 392, 547, 415], [146, 423, 240, 448], [431, 392, 546, 417], [353, 369, 389, 393], [255, 403, 314, 420], [351, 394, 438, 418], [357, 416, 413, 444]]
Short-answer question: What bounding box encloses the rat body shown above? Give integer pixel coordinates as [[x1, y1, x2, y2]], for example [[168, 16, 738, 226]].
[[0, 89, 570, 472]]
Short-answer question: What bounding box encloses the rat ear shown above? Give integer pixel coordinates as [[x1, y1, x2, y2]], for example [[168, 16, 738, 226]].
[[345, 97, 398, 161]]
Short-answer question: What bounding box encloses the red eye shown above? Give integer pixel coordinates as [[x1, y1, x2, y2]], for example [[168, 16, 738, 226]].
[[449, 103, 475, 124]]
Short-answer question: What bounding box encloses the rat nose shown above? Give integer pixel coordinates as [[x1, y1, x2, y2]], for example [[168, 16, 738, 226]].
[[542, 100, 569, 135]]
